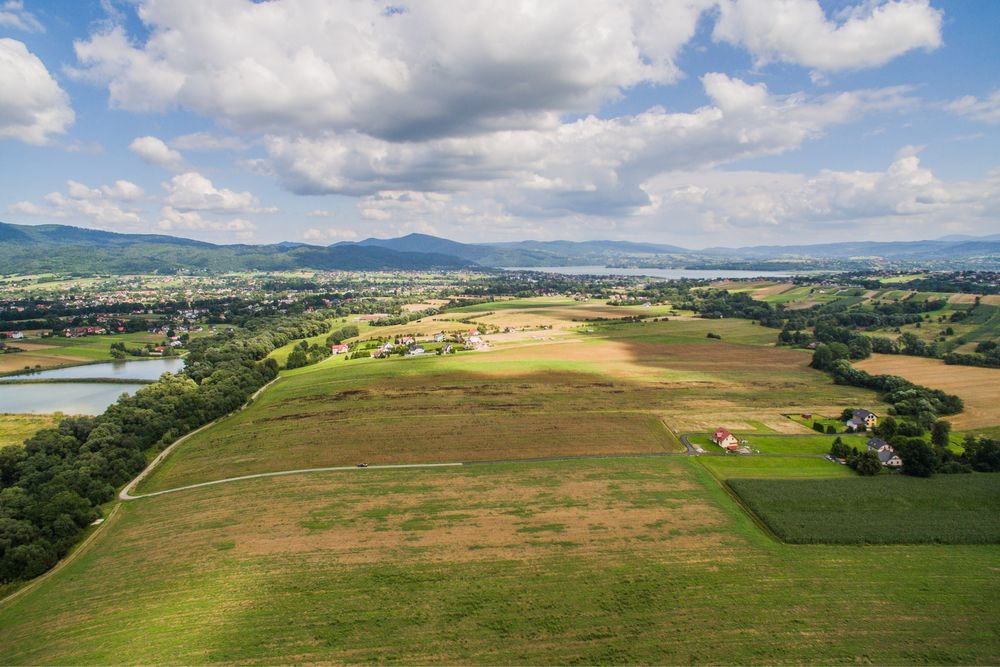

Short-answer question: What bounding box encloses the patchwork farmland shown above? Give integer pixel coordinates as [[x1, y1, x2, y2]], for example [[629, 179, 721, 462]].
[[1, 298, 998, 665]]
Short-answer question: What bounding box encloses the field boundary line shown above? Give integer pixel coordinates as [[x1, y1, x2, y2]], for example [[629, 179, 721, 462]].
[[695, 459, 783, 545], [120, 376, 280, 500], [0, 503, 123, 608]]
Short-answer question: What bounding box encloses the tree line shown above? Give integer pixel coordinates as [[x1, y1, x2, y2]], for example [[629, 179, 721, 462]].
[[0, 312, 329, 583]]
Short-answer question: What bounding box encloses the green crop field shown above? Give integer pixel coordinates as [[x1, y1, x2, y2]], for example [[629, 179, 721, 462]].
[[2, 458, 999, 665], [728, 475, 1000, 544]]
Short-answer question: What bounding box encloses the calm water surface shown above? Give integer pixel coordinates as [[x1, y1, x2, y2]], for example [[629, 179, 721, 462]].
[[6, 357, 185, 380], [0, 383, 149, 415], [1, 357, 185, 415]]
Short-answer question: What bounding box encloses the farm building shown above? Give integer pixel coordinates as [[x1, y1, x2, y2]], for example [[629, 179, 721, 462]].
[[331, 344, 349, 354], [845, 409, 878, 432], [867, 438, 903, 467], [711, 428, 739, 451]]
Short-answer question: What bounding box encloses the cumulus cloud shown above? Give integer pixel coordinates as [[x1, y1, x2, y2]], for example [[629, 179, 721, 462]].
[[8, 179, 145, 229], [0, 38, 73, 144], [157, 205, 256, 240], [305, 209, 335, 218], [129, 135, 185, 171], [163, 171, 274, 213], [640, 152, 997, 242], [947, 90, 1000, 125], [0, 1, 43, 32], [302, 227, 358, 242], [70, 0, 724, 141], [170, 131, 248, 151], [266, 75, 913, 216], [713, 0, 942, 72]]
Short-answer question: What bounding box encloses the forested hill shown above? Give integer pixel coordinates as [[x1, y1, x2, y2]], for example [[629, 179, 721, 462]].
[[0, 222, 472, 273]]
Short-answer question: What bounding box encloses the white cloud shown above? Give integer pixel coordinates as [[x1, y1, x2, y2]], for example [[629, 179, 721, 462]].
[[163, 171, 274, 213], [170, 131, 248, 151], [639, 152, 997, 242], [302, 227, 358, 242], [70, 0, 717, 141], [0, 38, 73, 144], [7, 178, 147, 229], [7, 199, 46, 216], [305, 209, 335, 218], [713, 0, 942, 72], [0, 1, 43, 32], [101, 179, 145, 201], [946, 90, 1000, 125], [129, 135, 185, 171], [266, 75, 913, 217], [157, 205, 256, 240]]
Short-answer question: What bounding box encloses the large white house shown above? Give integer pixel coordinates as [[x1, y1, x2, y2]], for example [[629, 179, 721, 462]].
[[711, 428, 739, 451], [867, 437, 903, 467]]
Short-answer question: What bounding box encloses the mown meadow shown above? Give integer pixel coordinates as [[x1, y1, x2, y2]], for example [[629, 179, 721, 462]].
[[2, 459, 998, 665]]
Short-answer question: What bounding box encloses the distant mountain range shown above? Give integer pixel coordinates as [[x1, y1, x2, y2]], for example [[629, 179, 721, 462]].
[[346, 232, 1000, 265], [1, 221, 999, 274], [0, 223, 472, 274]]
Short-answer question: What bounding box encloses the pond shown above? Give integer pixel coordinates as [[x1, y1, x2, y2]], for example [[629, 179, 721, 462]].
[[6, 357, 186, 381], [0, 382, 149, 416], [1, 357, 186, 415]]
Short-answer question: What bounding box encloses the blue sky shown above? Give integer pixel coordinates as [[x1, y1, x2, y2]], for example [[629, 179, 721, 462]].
[[1, 0, 998, 247]]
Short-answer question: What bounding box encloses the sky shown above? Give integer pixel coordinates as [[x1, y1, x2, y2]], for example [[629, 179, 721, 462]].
[[1, 0, 998, 248]]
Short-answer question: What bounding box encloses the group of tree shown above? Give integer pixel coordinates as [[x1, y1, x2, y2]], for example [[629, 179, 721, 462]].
[[810, 354, 963, 428], [0, 312, 329, 584]]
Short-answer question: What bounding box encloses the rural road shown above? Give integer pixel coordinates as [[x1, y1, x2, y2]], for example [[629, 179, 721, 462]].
[[119, 376, 280, 500]]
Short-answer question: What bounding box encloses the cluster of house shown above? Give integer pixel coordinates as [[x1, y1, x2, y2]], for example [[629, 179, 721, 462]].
[[867, 437, 903, 467], [63, 326, 110, 337]]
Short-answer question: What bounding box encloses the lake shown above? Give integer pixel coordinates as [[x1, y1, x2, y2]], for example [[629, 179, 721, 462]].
[[503, 266, 802, 279], [0, 357, 186, 415], [6, 357, 186, 381], [0, 382, 149, 415]]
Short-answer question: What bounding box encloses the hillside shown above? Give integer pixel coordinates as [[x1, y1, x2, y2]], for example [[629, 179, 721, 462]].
[[0, 223, 471, 274]]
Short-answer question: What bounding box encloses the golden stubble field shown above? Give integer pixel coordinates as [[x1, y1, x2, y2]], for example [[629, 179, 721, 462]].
[[855, 354, 1000, 429]]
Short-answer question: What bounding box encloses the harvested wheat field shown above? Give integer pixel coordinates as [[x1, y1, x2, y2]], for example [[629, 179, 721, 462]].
[[854, 354, 1000, 429]]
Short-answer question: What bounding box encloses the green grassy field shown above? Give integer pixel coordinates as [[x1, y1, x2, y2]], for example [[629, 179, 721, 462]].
[[729, 474, 1000, 544], [743, 433, 869, 455], [2, 458, 998, 665], [0, 413, 59, 447], [139, 315, 883, 493], [3, 304, 996, 664]]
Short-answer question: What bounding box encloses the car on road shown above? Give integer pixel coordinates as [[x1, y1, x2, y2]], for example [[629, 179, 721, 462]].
[[356, 463, 369, 468]]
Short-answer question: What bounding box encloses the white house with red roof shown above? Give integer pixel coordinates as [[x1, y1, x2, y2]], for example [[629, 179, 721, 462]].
[[711, 428, 739, 451], [331, 344, 349, 354]]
